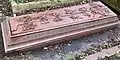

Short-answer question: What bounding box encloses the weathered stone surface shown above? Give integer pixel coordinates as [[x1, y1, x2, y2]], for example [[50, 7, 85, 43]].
[[1, 1, 119, 52]]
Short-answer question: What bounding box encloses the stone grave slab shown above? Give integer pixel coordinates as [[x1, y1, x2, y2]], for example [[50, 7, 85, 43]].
[[1, 1, 119, 53]]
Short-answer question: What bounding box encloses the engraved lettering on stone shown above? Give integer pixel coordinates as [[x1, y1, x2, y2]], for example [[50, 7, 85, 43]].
[[10, 2, 113, 36], [53, 13, 63, 22], [78, 7, 87, 13], [82, 12, 91, 17], [39, 16, 49, 24], [22, 16, 36, 31], [89, 3, 110, 17], [64, 9, 76, 15], [12, 16, 37, 32], [69, 15, 79, 21]]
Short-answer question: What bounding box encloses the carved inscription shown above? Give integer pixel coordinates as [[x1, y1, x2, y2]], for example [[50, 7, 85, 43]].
[[53, 13, 63, 22], [89, 3, 110, 17], [22, 16, 36, 31], [12, 16, 37, 32], [39, 16, 49, 24], [9, 2, 112, 36]]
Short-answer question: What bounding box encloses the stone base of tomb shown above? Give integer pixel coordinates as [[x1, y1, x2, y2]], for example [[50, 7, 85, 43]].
[[1, 21, 119, 53], [1, 1, 119, 53]]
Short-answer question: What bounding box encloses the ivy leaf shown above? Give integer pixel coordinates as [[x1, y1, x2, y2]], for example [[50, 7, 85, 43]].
[[114, 53, 120, 57]]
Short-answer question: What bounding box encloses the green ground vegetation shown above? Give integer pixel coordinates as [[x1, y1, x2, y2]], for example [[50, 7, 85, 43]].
[[102, 0, 120, 13], [97, 52, 120, 60]]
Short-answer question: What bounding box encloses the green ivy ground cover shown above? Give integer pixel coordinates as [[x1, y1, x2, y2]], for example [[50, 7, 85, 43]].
[[97, 52, 120, 60], [102, 0, 120, 13]]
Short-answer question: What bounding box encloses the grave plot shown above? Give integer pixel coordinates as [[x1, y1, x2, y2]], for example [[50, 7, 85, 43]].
[[1, 1, 119, 53]]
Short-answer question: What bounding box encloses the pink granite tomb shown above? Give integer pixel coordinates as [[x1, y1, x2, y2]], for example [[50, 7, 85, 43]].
[[1, 1, 119, 52]]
